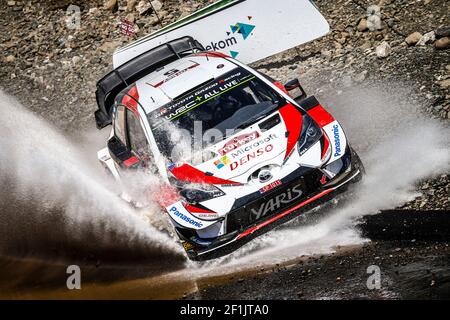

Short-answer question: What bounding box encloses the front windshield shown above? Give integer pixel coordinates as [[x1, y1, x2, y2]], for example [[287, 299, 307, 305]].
[[147, 68, 286, 160]]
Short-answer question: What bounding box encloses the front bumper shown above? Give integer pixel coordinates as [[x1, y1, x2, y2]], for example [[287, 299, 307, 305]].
[[178, 147, 364, 260]]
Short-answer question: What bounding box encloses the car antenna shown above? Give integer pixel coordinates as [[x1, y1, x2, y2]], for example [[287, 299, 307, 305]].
[[149, 1, 164, 29]]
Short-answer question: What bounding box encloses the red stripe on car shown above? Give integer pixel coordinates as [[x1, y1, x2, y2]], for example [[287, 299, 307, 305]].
[[152, 81, 164, 88], [122, 85, 140, 115], [123, 156, 139, 167], [183, 203, 216, 214], [236, 189, 334, 240], [307, 105, 334, 128], [279, 103, 303, 160], [191, 52, 231, 59], [273, 81, 289, 95], [170, 164, 241, 185], [321, 132, 330, 160]]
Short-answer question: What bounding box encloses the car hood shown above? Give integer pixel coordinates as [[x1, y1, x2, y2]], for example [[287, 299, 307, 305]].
[[169, 103, 305, 185]]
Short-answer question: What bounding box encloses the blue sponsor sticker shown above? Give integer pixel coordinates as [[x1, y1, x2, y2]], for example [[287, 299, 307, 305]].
[[333, 124, 342, 157], [169, 206, 203, 228]]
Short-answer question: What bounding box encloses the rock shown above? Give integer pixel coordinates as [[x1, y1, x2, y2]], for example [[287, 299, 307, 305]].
[[354, 70, 368, 82], [436, 26, 450, 38], [127, 0, 137, 12], [103, 0, 118, 11], [7, 1, 15, 6], [5, 55, 15, 63], [435, 37, 450, 50], [72, 56, 81, 64], [416, 31, 435, 46], [98, 40, 121, 53], [405, 32, 422, 46], [360, 41, 372, 50], [367, 15, 382, 31], [366, 5, 382, 31], [367, 5, 381, 16], [151, 0, 163, 11], [376, 41, 391, 58], [336, 36, 347, 45], [321, 49, 332, 58], [136, 0, 151, 15], [357, 18, 368, 32], [158, 9, 168, 19], [439, 79, 450, 89], [125, 13, 136, 23]]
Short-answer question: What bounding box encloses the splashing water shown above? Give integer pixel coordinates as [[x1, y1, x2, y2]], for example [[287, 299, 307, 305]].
[[0, 90, 185, 266]]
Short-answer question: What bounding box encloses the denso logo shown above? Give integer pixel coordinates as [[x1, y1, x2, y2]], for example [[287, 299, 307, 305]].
[[169, 206, 203, 228], [251, 184, 303, 220], [218, 131, 260, 156], [230, 144, 273, 171], [333, 124, 342, 157]]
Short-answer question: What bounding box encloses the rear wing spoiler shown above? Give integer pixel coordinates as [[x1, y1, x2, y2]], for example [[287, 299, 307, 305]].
[[94, 36, 204, 129]]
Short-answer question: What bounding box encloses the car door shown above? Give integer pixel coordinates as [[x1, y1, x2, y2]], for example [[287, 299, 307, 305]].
[[125, 109, 158, 174], [113, 104, 127, 146], [109, 104, 157, 175], [108, 104, 137, 170]]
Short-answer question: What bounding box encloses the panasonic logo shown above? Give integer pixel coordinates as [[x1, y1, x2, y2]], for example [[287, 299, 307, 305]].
[[169, 206, 203, 228], [333, 124, 342, 157], [205, 37, 237, 51], [230, 144, 273, 171], [251, 184, 303, 220]]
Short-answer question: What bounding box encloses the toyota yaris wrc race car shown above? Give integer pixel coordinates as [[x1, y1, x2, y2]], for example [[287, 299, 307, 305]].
[[94, 37, 364, 260]]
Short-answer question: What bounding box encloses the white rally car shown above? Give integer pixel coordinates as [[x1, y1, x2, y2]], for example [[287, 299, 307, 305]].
[[94, 37, 364, 260]]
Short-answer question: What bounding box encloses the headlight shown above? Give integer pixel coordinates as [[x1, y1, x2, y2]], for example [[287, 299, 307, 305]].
[[297, 114, 323, 156], [179, 184, 225, 204]]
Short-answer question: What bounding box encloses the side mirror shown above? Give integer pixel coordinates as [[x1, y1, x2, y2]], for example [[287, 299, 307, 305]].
[[284, 79, 307, 102], [107, 136, 142, 169]]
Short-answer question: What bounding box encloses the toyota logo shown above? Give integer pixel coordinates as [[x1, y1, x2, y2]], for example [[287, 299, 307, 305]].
[[258, 169, 273, 183]]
